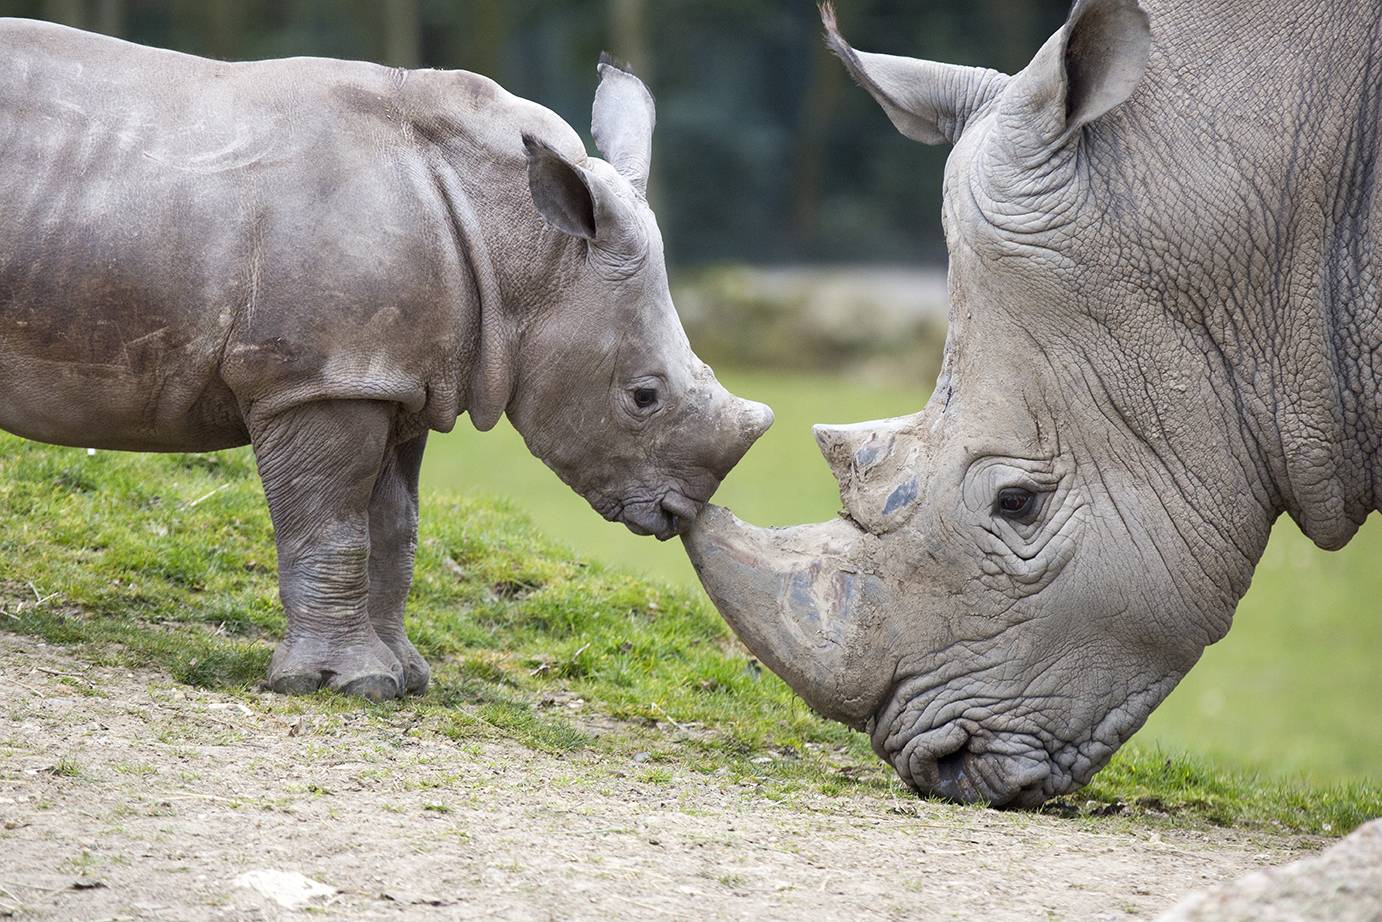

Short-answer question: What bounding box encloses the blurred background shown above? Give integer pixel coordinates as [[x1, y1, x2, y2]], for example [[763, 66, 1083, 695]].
[[4, 0, 1378, 786], [5, 0, 1067, 265]]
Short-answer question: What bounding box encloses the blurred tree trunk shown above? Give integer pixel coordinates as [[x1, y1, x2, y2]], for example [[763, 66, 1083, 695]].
[[42, 0, 85, 27], [92, 0, 125, 37], [608, 0, 650, 76], [204, 0, 244, 60], [464, 0, 508, 77], [791, 41, 843, 252], [382, 0, 423, 69]]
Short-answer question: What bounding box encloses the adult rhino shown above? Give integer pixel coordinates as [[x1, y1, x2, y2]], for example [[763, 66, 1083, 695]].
[[686, 0, 1381, 806], [0, 21, 772, 700]]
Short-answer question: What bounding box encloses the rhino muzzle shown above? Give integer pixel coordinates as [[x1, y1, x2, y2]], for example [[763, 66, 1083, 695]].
[[608, 394, 773, 542], [683, 503, 1061, 807]]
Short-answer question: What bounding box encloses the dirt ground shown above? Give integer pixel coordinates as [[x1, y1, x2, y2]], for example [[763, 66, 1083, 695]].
[[0, 633, 1324, 921]]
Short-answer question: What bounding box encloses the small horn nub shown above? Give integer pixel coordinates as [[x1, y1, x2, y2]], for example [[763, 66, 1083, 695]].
[[813, 419, 900, 488]]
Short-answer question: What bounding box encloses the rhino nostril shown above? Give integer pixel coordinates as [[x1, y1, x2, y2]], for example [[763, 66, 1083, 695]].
[[936, 749, 967, 787], [927, 745, 980, 803]]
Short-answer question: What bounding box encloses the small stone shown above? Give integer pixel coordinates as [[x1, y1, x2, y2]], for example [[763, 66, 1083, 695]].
[[234, 869, 336, 910]]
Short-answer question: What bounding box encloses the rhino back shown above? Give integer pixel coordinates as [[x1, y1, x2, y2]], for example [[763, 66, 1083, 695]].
[[0, 19, 479, 450]]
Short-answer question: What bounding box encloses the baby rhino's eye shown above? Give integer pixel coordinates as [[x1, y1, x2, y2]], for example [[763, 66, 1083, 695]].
[[632, 387, 659, 410], [994, 487, 1038, 522]]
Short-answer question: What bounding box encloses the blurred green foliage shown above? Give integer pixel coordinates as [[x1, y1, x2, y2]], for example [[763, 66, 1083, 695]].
[[1, 0, 1069, 265]]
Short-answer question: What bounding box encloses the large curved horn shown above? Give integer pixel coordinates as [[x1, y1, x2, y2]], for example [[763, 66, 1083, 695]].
[[683, 506, 895, 728]]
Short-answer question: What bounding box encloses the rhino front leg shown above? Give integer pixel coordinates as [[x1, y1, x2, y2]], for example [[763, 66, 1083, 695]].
[[367, 432, 430, 695], [252, 400, 405, 701]]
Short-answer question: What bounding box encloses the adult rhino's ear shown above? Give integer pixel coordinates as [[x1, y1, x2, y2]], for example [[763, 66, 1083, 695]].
[[1000, 0, 1151, 149], [523, 134, 599, 240], [821, 3, 1009, 146], [592, 53, 655, 196]]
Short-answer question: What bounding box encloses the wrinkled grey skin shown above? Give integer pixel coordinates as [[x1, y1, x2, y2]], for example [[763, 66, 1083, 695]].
[[0, 21, 771, 700], [686, 0, 1382, 807]]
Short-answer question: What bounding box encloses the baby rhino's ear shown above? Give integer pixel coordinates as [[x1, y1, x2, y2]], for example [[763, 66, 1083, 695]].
[[522, 133, 647, 261], [591, 53, 656, 197], [523, 134, 598, 240]]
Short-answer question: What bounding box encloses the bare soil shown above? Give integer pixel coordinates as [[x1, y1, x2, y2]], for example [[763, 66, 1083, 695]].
[[0, 633, 1323, 921]]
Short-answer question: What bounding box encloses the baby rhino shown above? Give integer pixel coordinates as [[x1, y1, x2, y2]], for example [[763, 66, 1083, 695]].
[[0, 20, 772, 699]]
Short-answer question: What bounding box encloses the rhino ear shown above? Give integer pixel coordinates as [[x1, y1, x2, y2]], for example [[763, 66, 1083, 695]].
[[523, 134, 598, 240], [592, 53, 655, 196], [821, 3, 1008, 146], [1002, 0, 1151, 145]]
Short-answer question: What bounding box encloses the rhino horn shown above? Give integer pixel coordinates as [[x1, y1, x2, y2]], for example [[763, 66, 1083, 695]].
[[682, 505, 895, 728], [811, 415, 930, 534], [812, 417, 909, 487]]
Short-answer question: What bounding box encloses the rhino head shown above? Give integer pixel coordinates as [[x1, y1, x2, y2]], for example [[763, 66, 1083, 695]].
[[686, 0, 1287, 806], [502, 59, 773, 540]]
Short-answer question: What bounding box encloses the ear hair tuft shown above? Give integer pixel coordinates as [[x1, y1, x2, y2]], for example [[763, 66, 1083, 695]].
[[597, 51, 636, 77], [819, 3, 844, 55]]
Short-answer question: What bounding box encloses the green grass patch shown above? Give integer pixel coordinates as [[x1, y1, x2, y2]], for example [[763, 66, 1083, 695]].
[[1, 433, 1377, 836], [1053, 745, 1381, 835]]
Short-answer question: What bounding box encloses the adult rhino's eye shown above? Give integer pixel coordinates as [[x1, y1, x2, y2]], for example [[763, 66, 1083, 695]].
[[994, 487, 1038, 521], [632, 387, 659, 410]]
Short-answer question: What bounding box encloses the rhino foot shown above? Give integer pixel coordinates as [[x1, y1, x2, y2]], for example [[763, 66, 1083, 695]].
[[376, 631, 431, 696], [267, 634, 405, 702]]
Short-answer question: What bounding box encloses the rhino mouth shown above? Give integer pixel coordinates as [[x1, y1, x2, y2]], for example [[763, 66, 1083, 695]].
[[873, 671, 1185, 808], [878, 720, 1054, 808], [618, 491, 702, 541]]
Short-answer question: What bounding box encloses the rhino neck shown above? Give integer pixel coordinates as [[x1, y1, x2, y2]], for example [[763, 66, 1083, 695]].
[[1221, 13, 1382, 550], [404, 69, 589, 431], [1097, 2, 1382, 551]]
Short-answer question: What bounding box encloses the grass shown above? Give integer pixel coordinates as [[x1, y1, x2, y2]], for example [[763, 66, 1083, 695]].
[[1, 430, 1378, 837], [1143, 516, 1382, 782]]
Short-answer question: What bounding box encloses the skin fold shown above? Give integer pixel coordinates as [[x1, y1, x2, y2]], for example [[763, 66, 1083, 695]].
[[0, 21, 772, 701], [685, 0, 1382, 807]]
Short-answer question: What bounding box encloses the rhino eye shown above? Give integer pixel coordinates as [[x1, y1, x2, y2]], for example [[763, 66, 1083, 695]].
[[632, 386, 660, 410], [994, 487, 1038, 522]]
